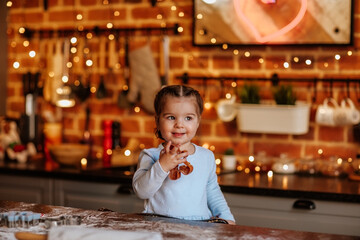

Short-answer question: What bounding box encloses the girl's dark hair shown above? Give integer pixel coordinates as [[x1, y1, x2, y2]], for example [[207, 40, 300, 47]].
[[154, 85, 203, 140]]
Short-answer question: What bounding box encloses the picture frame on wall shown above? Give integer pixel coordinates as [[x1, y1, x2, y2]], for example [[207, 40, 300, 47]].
[[193, 0, 354, 46]]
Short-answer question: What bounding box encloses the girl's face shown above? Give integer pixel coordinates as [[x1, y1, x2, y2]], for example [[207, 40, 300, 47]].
[[158, 95, 200, 147]]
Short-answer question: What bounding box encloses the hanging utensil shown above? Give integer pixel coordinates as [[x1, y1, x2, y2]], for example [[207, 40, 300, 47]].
[[51, 39, 64, 105], [159, 35, 169, 86], [117, 36, 131, 108]]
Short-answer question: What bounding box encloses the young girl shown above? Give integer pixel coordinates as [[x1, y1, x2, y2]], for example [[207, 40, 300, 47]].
[[132, 85, 235, 224]]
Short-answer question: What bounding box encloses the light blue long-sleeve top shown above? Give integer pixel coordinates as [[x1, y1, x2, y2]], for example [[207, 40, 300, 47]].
[[132, 143, 235, 222]]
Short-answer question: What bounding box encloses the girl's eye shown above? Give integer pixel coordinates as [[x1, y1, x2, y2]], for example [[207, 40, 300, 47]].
[[185, 116, 193, 121], [167, 116, 175, 120]]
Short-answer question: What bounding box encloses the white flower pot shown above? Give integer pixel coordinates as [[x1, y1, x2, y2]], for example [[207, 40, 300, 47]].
[[235, 101, 310, 135]]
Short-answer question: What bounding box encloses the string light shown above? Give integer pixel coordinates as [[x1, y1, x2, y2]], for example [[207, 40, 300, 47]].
[[76, 14, 83, 21], [157, 14, 163, 20], [347, 50, 353, 56], [29, 50, 36, 58], [23, 40, 29, 47], [283, 62, 289, 68], [293, 57, 299, 62], [171, 5, 177, 11], [178, 12, 184, 17], [197, 13, 203, 19], [335, 54, 341, 60], [114, 11, 120, 16], [233, 49, 239, 55], [13, 61, 20, 69], [70, 37, 77, 44], [305, 59, 312, 65], [6, 1, 12, 7], [177, 26, 184, 33], [244, 51, 250, 57], [106, 22, 113, 29], [210, 38, 216, 44], [18, 27, 25, 34], [258, 58, 264, 63], [134, 106, 141, 113], [86, 59, 93, 66]]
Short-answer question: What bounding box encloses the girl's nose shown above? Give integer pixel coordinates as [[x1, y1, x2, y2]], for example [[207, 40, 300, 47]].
[[175, 119, 184, 127]]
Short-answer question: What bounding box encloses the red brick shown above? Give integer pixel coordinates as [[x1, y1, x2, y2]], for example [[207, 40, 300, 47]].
[[169, 56, 184, 69], [318, 126, 344, 142], [79, 0, 97, 6], [213, 56, 234, 69], [339, 55, 360, 70], [198, 122, 211, 136], [265, 56, 286, 69], [201, 107, 217, 120], [215, 121, 238, 137], [239, 55, 262, 70], [144, 119, 156, 134], [253, 142, 302, 158], [48, 10, 77, 22], [305, 145, 357, 159], [290, 55, 314, 70], [293, 126, 315, 140], [122, 118, 140, 133], [188, 56, 209, 69]]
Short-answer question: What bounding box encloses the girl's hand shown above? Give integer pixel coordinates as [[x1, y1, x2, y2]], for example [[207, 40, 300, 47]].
[[227, 220, 236, 225], [159, 141, 188, 172]]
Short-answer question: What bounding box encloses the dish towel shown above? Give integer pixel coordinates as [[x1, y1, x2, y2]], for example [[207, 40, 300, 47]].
[[48, 226, 163, 240], [127, 43, 161, 113]]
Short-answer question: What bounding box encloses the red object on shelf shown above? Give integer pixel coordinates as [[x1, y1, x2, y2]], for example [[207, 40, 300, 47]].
[[102, 120, 113, 168]]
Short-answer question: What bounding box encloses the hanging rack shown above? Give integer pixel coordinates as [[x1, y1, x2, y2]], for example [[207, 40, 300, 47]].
[[19, 24, 180, 39], [177, 72, 360, 102]]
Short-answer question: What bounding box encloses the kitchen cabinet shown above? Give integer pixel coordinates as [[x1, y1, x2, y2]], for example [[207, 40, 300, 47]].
[[0, 174, 144, 213], [224, 192, 360, 236], [0, 175, 53, 205], [53, 179, 144, 213]]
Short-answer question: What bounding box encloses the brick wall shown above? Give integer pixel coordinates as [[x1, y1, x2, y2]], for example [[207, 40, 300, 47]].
[[5, 0, 360, 162]]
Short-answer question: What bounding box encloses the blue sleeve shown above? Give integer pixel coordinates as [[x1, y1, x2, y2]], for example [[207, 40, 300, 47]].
[[132, 149, 169, 199], [206, 154, 235, 222]]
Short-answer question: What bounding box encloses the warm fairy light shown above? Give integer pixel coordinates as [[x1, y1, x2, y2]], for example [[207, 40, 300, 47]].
[[283, 62, 289, 68], [122, 85, 129, 91], [86, 33, 93, 39], [255, 166, 261, 172], [70, 47, 77, 53], [90, 86, 96, 93], [48, 71, 54, 77], [282, 164, 289, 171], [13, 61, 20, 69], [347, 50, 353, 56], [108, 34, 115, 40], [337, 158, 343, 165], [244, 168, 250, 174], [248, 155, 254, 162], [70, 37, 77, 44], [267, 170, 273, 177], [258, 58, 264, 63], [11, 41, 16, 47], [178, 12, 185, 17], [86, 59, 93, 66], [103, 0, 109, 4], [222, 44, 228, 50], [107, 22, 113, 29], [124, 149, 131, 156], [210, 38, 216, 44], [23, 40, 29, 47], [318, 148, 323, 155], [305, 59, 312, 65], [6, 1, 13, 7], [215, 158, 221, 165], [18, 27, 25, 34], [347, 158, 353, 163], [204, 102, 212, 109], [74, 80, 80, 86], [244, 51, 250, 57], [76, 14, 83, 20], [177, 26, 184, 33], [73, 56, 79, 63], [134, 106, 141, 113], [197, 13, 203, 19], [225, 93, 232, 99], [29, 50, 36, 58], [77, 25, 84, 31], [139, 144, 145, 149], [106, 149, 112, 155], [231, 81, 237, 88], [293, 57, 299, 62], [83, 48, 90, 54], [202, 143, 209, 149], [335, 54, 341, 60], [114, 11, 120, 16], [171, 5, 177, 11], [233, 49, 239, 55], [66, 62, 72, 68], [210, 145, 216, 151], [80, 158, 87, 169], [157, 14, 163, 20], [115, 63, 121, 69], [324, 62, 329, 68], [62, 75, 69, 83]]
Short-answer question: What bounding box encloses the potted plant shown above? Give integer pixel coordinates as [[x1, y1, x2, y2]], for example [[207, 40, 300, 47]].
[[234, 83, 310, 135], [222, 148, 237, 171]]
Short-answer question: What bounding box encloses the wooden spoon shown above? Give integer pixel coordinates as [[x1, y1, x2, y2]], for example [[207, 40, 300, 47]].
[[14, 232, 47, 240]]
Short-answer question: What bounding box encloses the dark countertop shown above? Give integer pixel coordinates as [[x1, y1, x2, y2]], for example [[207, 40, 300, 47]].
[[0, 200, 358, 240], [0, 161, 359, 203]]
